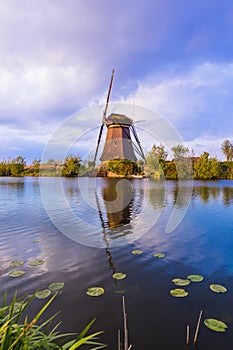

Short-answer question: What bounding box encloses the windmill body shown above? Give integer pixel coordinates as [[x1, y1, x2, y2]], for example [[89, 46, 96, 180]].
[[100, 113, 137, 162]]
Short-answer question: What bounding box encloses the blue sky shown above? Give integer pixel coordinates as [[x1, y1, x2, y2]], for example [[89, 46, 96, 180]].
[[1, 0, 233, 163]]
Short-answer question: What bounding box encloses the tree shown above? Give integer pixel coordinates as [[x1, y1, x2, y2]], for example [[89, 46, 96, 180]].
[[10, 156, 26, 176], [171, 144, 192, 178], [171, 144, 189, 159], [146, 144, 167, 176], [62, 155, 81, 177], [0, 159, 8, 176], [194, 152, 220, 179], [32, 158, 41, 174], [221, 139, 233, 161], [149, 144, 168, 161], [165, 161, 178, 179]]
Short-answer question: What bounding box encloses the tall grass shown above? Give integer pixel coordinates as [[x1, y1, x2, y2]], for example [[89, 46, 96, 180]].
[[0, 292, 106, 349]]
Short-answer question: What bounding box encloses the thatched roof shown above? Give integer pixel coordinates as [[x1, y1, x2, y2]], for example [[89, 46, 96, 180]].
[[105, 113, 133, 126]]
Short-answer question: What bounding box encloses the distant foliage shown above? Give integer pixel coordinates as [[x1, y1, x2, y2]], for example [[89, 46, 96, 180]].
[[146, 144, 167, 178], [165, 161, 178, 179], [146, 144, 192, 179], [221, 139, 233, 161], [171, 144, 189, 158], [10, 156, 26, 176], [62, 154, 81, 177], [194, 152, 221, 179], [171, 144, 193, 179], [108, 159, 138, 176], [0, 156, 26, 176]]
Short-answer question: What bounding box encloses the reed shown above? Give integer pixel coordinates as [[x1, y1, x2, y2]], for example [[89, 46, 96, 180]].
[[193, 310, 203, 344], [118, 296, 132, 350], [0, 291, 106, 349]]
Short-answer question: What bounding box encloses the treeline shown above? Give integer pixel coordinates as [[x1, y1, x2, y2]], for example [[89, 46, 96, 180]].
[[0, 156, 26, 176], [1, 139, 233, 180], [146, 141, 233, 180], [0, 155, 83, 177]]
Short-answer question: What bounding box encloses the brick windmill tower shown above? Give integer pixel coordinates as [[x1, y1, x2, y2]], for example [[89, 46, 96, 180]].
[[93, 70, 145, 176]]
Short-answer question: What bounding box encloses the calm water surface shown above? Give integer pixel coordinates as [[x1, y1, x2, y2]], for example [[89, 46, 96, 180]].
[[1, 177, 233, 349]]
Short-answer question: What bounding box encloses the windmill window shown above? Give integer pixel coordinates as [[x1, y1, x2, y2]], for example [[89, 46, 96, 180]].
[[114, 142, 117, 147]]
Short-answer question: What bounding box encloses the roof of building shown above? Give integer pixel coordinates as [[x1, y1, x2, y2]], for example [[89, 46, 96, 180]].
[[105, 113, 133, 126]]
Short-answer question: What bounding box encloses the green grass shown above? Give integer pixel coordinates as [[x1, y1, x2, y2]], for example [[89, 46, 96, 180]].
[[0, 292, 106, 349]]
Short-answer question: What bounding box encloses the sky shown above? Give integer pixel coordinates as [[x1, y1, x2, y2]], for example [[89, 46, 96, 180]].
[[1, 0, 233, 163]]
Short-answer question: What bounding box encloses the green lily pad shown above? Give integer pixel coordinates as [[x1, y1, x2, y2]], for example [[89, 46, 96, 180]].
[[132, 250, 143, 255], [172, 278, 190, 286], [35, 289, 52, 299], [10, 260, 24, 267], [187, 274, 204, 282], [49, 282, 65, 291], [86, 287, 105, 297], [112, 272, 126, 280], [204, 318, 228, 332], [29, 259, 45, 266], [8, 270, 25, 278], [33, 239, 41, 243], [210, 284, 227, 293], [153, 253, 165, 258], [170, 288, 189, 297]]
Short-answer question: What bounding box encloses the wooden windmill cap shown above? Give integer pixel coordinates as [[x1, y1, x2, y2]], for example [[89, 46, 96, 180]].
[[105, 113, 133, 126]]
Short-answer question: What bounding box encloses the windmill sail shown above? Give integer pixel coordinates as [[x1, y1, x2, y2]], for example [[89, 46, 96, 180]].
[[93, 69, 115, 165]]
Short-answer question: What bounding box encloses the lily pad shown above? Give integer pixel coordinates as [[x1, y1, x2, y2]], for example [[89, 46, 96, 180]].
[[187, 274, 204, 282], [204, 318, 228, 332], [86, 287, 105, 297], [35, 289, 52, 299], [153, 253, 165, 259], [170, 288, 189, 297], [29, 259, 45, 266], [210, 284, 227, 293], [132, 250, 143, 255], [172, 278, 190, 286], [33, 239, 41, 243], [49, 282, 65, 291], [10, 260, 24, 267], [35, 288, 52, 299], [112, 272, 126, 280], [8, 270, 25, 278]]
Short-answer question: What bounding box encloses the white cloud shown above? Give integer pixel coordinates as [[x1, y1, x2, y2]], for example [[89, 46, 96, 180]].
[[123, 62, 233, 137], [0, 63, 99, 120]]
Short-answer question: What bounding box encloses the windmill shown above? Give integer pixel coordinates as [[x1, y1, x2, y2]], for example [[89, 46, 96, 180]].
[[93, 70, 145, 175]]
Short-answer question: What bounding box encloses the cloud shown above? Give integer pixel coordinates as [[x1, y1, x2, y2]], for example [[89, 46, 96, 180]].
[[0, 63, 99, 122], [123, 62, 233, 143], [1, 0, 233, 162]]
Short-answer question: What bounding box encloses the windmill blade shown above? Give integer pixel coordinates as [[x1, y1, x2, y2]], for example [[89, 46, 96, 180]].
[[93, 69, 115, 165], [131, 124, 146, 160], [93, 124, 104, 165], [121, 126, 144, 159], [134, 119, 145, 124], [102, 69, 115, 122]]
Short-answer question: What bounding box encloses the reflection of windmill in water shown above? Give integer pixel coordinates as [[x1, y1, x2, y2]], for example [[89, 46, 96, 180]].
[[95, 177, 143, 273], [93, 70, 145, 176]]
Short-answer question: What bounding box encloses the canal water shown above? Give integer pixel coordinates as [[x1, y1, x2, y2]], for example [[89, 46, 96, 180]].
[[1, 176, 233, 349]]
